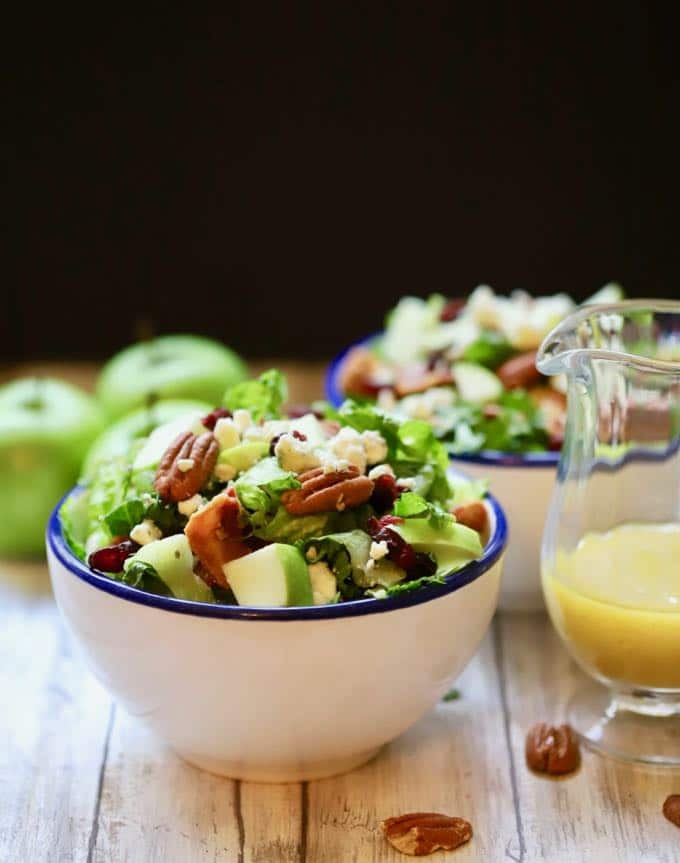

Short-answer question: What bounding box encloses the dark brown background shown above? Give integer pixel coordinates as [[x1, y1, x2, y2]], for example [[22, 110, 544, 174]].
[[5, 3, 679, 362]]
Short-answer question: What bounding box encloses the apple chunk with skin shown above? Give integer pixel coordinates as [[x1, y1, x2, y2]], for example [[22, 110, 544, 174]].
[[224, 543, 314, 607], [0, 377, 104, 557], [96, 334, 248, 419]]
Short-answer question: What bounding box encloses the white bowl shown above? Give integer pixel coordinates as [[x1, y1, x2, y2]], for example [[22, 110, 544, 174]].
[[451, 453, 557, 611], [47, 489, 507, 783]]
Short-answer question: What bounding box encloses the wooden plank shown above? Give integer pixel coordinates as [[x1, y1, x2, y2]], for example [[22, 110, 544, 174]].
[[0, 560, 112, 863], [498, 612, 679, 863], [305, 631, 520, 862], [240, 782, 303, 863], [91, 710, 242, 862]]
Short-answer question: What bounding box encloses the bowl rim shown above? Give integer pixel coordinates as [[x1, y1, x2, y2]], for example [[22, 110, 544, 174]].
[[47, 486, 507, 622], [325, 333, 560, 469]]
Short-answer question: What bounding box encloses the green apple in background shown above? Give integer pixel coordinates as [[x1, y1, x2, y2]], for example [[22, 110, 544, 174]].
[[82, 398, 212, 478], [96, 335, 248, 419], [0, 378, 104, 557]]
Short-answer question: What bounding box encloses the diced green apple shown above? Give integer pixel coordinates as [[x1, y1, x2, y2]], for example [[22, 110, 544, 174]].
[[224, 543, 313, 607], [218, 441, 269, 473], [452, 362, 503, 404], [124, 534, 214, 602]]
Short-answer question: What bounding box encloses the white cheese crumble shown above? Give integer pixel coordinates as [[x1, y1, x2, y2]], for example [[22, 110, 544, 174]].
[[177, 458, 195, 473], [130, 519, 162, 546], [362, 430, 388, 465], [274, 434, 321, 473], [214, 462, 237, 482], [369, 540, 389, 560], [232, 409, 253, 434], [178, 494, 204, 517], [368, 463, 395, 480], [214, 417, 240, 450], [377, 388, 396, 410], [397, 477, 416, 490]]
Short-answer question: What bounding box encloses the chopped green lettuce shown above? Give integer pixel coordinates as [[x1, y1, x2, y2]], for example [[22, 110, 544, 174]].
[[223, 369, 287, 420]]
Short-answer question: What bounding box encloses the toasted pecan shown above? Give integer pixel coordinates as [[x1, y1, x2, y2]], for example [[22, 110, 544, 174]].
[[496, 351, 542, 390], [281, 466, 374, 515], [525, 723, 580, 775], [452, 501, 488, 536], [155, 431, 219, 502], [381, 812, 472, 856], [395, 364, 454, 398], [184, 489, 250, 588]]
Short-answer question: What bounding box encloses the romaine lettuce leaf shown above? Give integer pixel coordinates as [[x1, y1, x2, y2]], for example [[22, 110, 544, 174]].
[[223, 369, 287, 420]]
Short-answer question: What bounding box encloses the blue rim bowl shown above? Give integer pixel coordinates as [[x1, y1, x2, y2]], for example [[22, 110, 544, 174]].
[[47, 487, 507, 622], [325, 333, 561, 469]]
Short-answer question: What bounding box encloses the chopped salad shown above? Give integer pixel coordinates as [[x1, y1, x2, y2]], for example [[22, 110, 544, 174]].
[[60, 371, 492, 607], [339, 284, 623, 454]]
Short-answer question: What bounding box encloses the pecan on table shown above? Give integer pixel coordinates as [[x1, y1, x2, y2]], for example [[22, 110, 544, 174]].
[[525, 722, 580, 775], [155, 431, 219, 502], [281, 466, 374, 515], [663, 795, 680, 828], [381, 812, 472, 856]]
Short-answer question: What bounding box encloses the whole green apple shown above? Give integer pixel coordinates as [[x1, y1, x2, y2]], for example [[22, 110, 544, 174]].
[[0, 378, 104, 557], [96, 335, 247, 419], [82, 398, 213, 478]]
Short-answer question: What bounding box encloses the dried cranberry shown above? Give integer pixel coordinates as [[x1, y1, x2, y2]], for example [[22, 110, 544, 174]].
[[88, 539, 139, 573], [201, 408, 232, 430], [292, 430, 307, 442], [440, 298, 465, 322], [367, 514, 404, 535], [287, 405, 324, 420], [370, 474, 401, 514], [407, 551, 437, 580]]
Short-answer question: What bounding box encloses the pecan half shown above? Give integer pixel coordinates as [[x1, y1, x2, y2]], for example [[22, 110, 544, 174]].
[[496, 351, 542, 390], [155, 431, 219, 502], [339, 347, 391, 397], [663, 795, 680, 828], [281, 466, 374, 515], [453, 501, 488, 536], [185, 489, 250, 587], [381, 813, 472, 856], [528, 387, 566, 449], [525, 723, 580, 775], [395, 363, 454, 398]]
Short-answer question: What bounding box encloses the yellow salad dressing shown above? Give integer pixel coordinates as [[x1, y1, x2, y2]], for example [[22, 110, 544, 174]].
[[543, 523, 680, 689]]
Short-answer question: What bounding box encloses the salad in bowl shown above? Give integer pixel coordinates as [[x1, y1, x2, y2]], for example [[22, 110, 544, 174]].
[[60, 371, 497, 609], [49, 370, 506, 781], [327, 284, 623, 610]]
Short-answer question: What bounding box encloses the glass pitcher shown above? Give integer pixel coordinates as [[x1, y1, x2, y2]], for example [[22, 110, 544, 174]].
[[536, 300, 680, 765]]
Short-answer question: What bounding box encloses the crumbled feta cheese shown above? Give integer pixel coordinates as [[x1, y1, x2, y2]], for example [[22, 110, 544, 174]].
[[243, 419, 288, 443], [177, 458, 195, 473], [274, 433, 321, 473], [397, 477, 417, 490], [368, 463, 395, 480], [361, 430, 388, 465], [178, 494, 204, 517], [214, 462, 237, 482], [377, 388, 397, 410], [129, 519, 162, 546], [320, 456, 351, 474], [399, 387, 455, 423], [369, 540, 389, 560], [232, 409, 253, 434], [214, 417, 240, 450], [308, 561, 337, 605], [326, 426, 367, 473]]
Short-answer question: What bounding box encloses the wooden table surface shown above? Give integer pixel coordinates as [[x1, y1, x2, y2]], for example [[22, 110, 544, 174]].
[[1, 362, 678, 862]]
